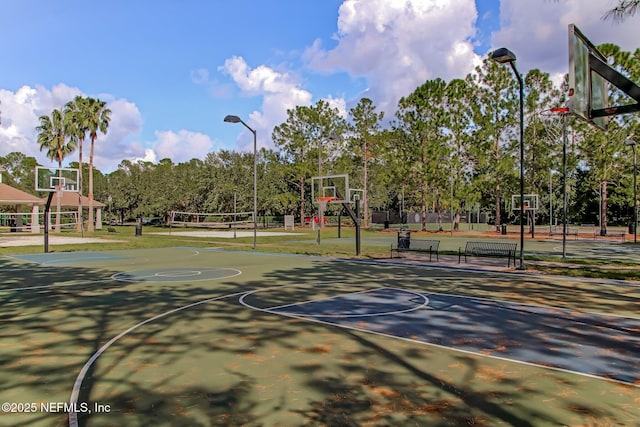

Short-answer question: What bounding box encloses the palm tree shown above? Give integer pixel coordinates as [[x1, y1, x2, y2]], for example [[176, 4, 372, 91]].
[[65, 96, 89, 232], [37, 108, 76, 232], [85, 98, 111, 231]]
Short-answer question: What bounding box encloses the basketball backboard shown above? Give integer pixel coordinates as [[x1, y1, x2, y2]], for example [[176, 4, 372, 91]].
[[568, 24, 610, 130], [348, 189, 364, 203], [311, 174, 348, 204], [35, 166, 80, 192], [569, 23, 640, 129], [512, 194, 539, 211]]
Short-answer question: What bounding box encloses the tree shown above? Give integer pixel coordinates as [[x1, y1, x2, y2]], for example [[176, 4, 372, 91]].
[[348, 98, 384, 228], [603, 0, 640, 21], [272, 100, 346, 225], [467, 56, 519, 230], [0, 152, 38, 192], [445, 78, 475, 230], [65, 96, 90, 231], [394, 78, 451, 231], [36, 108, 76, 232], [85, 98, 111, 231]]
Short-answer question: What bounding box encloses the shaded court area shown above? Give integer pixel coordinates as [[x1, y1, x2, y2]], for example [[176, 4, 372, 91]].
[[252, 287, 639, 384], [0, 247, 638, 426]]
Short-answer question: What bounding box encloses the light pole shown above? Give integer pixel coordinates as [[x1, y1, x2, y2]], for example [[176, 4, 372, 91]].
[[492, 47, 525, 270], [224, 115, 257, 250], [626, 139, 637, 243]]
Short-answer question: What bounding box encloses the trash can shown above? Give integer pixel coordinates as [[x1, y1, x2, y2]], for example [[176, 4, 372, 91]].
[[501, 224, 507, 235], [384, 221, 389, 229], [629, 223, 636, 234], [397, 230, 410, 249], [135, 223, 142, 236]]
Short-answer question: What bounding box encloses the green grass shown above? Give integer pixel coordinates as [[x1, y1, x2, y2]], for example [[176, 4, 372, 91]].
[[2, 225, 639, 280]]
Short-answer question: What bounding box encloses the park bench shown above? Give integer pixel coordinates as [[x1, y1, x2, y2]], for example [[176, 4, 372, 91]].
[[107, 227, 117, 233], [459, 241, 517, 267], [391, 239, 440, 262]]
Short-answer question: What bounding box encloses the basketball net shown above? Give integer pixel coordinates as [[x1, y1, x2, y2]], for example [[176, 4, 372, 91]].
[[539, 107, 570, 144]]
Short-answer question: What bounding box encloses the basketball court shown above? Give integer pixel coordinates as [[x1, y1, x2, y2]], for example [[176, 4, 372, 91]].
[[1, 23, 639, 426], [1, 246, 638, 426]]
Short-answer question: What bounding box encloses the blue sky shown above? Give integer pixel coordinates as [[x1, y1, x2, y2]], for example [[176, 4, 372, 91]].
[[1, 0, 638, 172]]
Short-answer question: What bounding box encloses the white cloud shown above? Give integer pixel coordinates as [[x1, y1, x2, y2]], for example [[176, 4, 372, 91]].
[[0, 85, 144, 173], [0, 84, 82, 164], [220, 56, 313, 151], [305, 0, 480, 115], [492, 1, 640, 77], [154, 129, 214, 162], [124, 130, 215, 168]]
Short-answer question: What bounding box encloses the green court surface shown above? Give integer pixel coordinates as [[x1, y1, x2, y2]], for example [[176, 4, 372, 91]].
[[0, 246, 638, 426]]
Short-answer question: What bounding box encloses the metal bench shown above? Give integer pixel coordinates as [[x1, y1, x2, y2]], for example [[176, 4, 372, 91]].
[[459, 241, 517, 267], [107, 227, 117, 233], [391, 239, 440, 262]]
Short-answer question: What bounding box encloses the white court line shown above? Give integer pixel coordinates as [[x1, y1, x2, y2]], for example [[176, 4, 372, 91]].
[[68, 276, 639, 427], [238, 283, 640, 389], [110, 268, 242, 282], [244, 286, 430, 319], [409, 279, 640, 321], [68, 289, 248, 427], [265, 284, 375, 311]]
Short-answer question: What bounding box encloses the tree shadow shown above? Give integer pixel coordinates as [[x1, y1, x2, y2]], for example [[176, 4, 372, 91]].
[[0, 251, 638, 426]]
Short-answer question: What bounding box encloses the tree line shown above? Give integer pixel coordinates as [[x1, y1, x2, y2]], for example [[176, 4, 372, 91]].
[[1, 47, 639, 234]]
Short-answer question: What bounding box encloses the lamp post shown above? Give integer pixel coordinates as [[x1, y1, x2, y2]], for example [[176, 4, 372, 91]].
[[491, 47, 525, 270], [224, 115, 257, 250], [625, 139, 637, 243]]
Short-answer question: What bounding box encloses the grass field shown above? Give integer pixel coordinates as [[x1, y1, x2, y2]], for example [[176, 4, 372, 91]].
[[0, 226, 639, 426]]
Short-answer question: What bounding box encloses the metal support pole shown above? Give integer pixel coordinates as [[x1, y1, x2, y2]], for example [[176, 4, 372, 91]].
[[634, 143, 637, 243], [562, 113, 567, 259], [510, 61, 525, 270]]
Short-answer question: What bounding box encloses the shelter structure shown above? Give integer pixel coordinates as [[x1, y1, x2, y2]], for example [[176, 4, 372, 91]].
[[0, 173, 42, 233], [41, 192, 106, 230], [0, 171, 106, 232]]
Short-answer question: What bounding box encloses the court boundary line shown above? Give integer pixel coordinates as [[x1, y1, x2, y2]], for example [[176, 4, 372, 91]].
[[239, 282, 640, 389], [347, 257, 640, 288], [249, 286, 430, 318], [409, 278, 640, 321], [48, 255, 637, 425], [110, 267, 242, 283], [68, 289, 251, 427]]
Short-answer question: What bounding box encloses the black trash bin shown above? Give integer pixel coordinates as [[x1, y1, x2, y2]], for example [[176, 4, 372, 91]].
[[135, 223, 142, 236], [501, 224, 507, 235], [397, 230, 410, 249], [384, 221, 389, 229], [630, 223, 636, 234]]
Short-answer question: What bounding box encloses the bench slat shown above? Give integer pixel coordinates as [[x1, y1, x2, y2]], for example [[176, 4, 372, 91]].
[[391, 239, 439, 262], [459, 241, 517, 267]]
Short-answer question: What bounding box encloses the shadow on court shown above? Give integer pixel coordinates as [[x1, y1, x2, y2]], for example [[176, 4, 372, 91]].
[[0, 248, 638, 426], [265, 287, 639, 385]]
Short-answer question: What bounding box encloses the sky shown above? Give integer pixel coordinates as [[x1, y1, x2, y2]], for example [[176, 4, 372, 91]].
[[1, 0, 639, 173]]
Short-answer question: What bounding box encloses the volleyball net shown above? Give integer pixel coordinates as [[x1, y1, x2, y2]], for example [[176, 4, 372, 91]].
[[169, 211, 254, 228]]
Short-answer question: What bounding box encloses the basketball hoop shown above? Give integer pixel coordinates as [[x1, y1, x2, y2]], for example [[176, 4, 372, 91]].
[[317, 196, 336, 203], [550, 107, 570, 114]]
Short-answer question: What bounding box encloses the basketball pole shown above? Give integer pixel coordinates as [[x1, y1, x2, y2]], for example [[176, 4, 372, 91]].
[[43, 191, 54, 253]]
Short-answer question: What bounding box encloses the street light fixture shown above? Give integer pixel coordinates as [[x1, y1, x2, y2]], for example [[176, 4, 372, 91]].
[[491, 47, 525, 270], [224, 114, 257, 250], [625, 139, 637, 243]]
